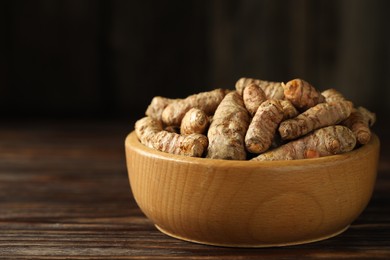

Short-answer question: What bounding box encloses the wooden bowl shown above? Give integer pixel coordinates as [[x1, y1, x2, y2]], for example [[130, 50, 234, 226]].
[[125, 131, 380, 247]]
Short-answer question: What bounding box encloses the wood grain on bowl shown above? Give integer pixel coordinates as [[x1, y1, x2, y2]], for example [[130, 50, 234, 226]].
[[125, 131, 380, 247]]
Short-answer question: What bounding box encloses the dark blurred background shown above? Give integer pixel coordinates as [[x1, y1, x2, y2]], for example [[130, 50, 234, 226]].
[[1, 0, 389, 121]]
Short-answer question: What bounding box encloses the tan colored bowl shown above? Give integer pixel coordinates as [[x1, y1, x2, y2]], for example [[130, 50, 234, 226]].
[[125, 131, 380, 247]]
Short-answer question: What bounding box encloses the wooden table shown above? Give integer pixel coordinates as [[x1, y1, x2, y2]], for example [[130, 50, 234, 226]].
[[1, 119, 389, 259]]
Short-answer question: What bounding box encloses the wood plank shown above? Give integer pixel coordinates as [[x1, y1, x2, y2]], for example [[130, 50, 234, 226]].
[[0, 120, 389, 259]]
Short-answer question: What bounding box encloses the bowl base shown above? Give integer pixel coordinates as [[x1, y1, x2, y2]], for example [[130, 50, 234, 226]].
[[155, 224, 350, 248]]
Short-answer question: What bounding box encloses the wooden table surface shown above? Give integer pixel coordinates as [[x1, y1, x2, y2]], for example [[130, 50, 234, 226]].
[[1, 119, 389, 259]]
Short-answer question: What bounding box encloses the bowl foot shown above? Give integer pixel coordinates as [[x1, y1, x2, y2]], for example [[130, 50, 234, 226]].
[[155, 224, 350, 248]]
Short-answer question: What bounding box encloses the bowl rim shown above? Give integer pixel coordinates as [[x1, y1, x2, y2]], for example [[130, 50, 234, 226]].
[[125, 131, 379, 167]]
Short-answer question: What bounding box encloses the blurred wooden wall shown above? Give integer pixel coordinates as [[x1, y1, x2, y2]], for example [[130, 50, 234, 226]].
[[1, 0, 389, 119], [211, 0, 390, 113]]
